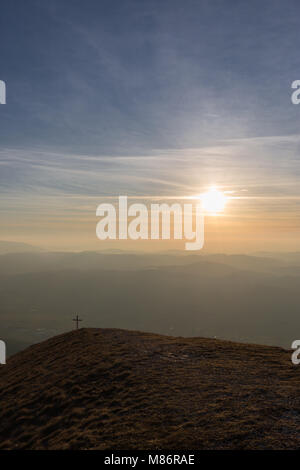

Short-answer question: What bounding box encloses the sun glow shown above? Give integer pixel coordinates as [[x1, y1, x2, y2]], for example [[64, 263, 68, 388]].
[[201, 187, 227, 214]]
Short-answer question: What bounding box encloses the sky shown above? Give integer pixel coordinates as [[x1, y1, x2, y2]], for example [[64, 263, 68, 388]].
[[1, 0, 300, 251]]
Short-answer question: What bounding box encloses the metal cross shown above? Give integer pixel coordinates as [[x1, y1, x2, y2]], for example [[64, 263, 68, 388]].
[[73, 314, 82, 329]]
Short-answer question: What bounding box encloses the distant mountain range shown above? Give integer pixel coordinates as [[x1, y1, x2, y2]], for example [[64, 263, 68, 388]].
[[0, 248, 300, 354], [0, 241, 44, 255]]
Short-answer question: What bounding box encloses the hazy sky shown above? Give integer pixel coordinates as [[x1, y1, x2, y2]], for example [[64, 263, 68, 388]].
[[1, 0, 300, 251]]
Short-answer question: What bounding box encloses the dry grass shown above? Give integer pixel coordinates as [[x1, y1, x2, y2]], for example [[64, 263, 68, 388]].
[[0, 328, 300, 449]]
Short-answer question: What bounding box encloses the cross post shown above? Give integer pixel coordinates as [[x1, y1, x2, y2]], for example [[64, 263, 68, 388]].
[[73, 314, 82, 330]]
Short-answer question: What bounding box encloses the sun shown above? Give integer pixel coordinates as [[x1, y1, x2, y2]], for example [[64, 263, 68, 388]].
[[201, 187, 227, 214]]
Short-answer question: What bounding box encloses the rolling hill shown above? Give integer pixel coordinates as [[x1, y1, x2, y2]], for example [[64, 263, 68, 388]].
[[0, 328, 300, 450]]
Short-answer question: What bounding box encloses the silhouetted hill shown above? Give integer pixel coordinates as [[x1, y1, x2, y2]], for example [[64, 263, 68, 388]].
[[0, 328, 299, 450], [0, 241, 44, 255]]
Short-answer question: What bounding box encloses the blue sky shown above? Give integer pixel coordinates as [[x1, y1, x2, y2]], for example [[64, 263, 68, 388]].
[[1, 0, 300, 152], [1, 0, 300, 250]]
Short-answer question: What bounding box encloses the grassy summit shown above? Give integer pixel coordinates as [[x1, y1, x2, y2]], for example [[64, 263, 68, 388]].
[[0, 328, 299, 449]]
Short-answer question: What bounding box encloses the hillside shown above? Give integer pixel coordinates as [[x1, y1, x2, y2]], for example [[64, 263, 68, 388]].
[[0, 328, 300, 450]]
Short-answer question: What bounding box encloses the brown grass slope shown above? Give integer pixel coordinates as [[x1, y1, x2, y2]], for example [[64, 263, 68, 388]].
[[0, 328, 300, 450]]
